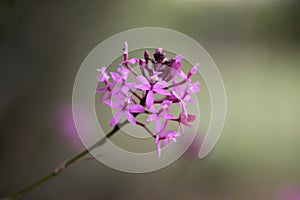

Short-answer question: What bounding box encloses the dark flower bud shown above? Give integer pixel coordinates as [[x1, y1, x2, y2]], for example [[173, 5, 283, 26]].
[[144, 50, 150, 60], [168, 55, 182, 71], [153, 48, 166, 63]]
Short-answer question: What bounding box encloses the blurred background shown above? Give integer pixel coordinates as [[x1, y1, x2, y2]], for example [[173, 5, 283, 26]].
[[1, 0, 300, 199]]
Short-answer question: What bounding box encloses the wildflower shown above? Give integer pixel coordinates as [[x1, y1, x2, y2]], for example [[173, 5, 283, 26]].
[[96, 42, 200, 157], [155, 120, 180, 157], [177, 111, 196, 133], [171, 88, 188, 117], [105, 96, 144, 126], [96, 82, 113, 103], [97, 67, 110, 83], [136, 75, 170, 108], [147, 100, 175, 132], [111, 67, 135, 94]]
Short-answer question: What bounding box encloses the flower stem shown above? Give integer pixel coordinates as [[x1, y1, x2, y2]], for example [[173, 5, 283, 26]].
[[1, 120, 129, 200], [129, 89, 142, 101], [136, 121, 155, 138], [166, 79, 186, 89]]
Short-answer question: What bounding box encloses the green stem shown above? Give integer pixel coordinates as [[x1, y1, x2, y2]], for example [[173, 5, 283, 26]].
[[1, 121, 128, 200]]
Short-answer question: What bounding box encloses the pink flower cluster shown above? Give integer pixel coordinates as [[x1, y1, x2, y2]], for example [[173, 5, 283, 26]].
[[96, 42, 199, 157]]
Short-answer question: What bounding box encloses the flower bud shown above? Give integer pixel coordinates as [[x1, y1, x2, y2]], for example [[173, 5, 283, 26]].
[[153, 48, 166, 63], [187, 63, 199, 79], [144, 50, 150, 60], [139, 59, 146, 66], [123, 42, 129, 60], [169, 55, 182, 71]]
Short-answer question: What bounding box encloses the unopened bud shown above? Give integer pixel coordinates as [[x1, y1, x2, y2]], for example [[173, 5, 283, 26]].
[[144, 50, 150, 60], [153, 48, 166, 63], [139, 59, 146, 66], [187, 63, 199, 79]]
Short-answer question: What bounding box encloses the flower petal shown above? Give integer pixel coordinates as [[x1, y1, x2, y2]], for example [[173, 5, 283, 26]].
[[146, 90, 154, 108], [101, 91, 109, 103], [127, 58, 139, 65], [187, 114, 196, 122], [111, 86, 121, 95], [171, 91, 181, 100], [147, 114, 157, 122], [110, 111, 123, 126], [126, 82, 136, 89], [110, 72, 121, 82], [105, 100, 120, 109], [167, 113, 176, 119], [161, 119, 168, 133], [136, 75, 150, 86], [180, 102, 188, 118], [125, 111, 136, 125], [155, 81, 168, 88], [188, 98, 196, 104], [183, 122, 193, 128], [135, 84, 150, 90], [129, 104, 144, 113], [96, 86, 107, 92], [155, 117, 161, 133], [149, 105, 156, 113], [153, 88, 170, 95]]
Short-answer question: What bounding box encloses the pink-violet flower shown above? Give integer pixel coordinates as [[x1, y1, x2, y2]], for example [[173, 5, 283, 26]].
[[155, 120, 180, 157], [96, 82, 113, 103], [111, 67, 135, 94], [177, 111, 196, 133], [97, 67, 110, 83], [105, 96, 144, 126], [136, 75, 170, 108], [147, 100, 175, 132], [96, 43, 200, 157]]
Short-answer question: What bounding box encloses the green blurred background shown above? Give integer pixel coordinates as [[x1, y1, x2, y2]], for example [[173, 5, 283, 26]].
[[1, 0, 300, 199]]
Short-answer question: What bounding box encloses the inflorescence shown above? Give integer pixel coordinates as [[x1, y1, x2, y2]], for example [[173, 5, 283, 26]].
[[96, 42, 200, 157]]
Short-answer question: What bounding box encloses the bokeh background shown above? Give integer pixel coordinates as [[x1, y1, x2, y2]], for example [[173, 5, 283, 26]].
[[1, 0, 300, 199]]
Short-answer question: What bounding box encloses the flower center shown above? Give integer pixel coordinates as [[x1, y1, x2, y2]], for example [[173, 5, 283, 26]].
[[151, 75, 158, 83], [125, 99, 131, 106]]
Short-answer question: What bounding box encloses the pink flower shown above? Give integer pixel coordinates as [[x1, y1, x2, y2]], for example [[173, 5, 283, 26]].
[[97, 67, 110, 83], [97, 67, 113, 103], [96, 42, 201, 157], [111, 67, 130, 82], [96, 82, 113, 103], [111, 67, 135, 94], [171, 89, 188, 117], [178, 111, 196, 133], [105, 96, 144, 126], [147, 100, 175, 132], [155, 120, 180, 157], [171, 81, 199, 116], [136, 75, 170, 108]]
